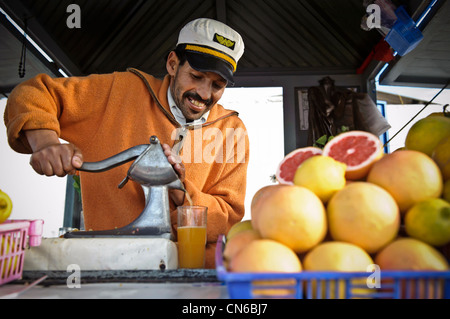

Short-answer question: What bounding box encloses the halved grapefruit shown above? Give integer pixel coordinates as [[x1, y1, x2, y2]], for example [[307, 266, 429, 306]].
[[322, 131, 383, 180], [275, 147, 323, 184]]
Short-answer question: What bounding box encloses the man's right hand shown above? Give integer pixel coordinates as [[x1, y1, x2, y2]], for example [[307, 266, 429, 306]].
[[25, 129, 83, 177]]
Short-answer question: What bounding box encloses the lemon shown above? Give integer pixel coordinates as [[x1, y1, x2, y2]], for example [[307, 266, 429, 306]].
[[1, 238, 18, 277], [0, 189, 13, 224], [405, 198, 450, 247], [293, 155, 346, 203]]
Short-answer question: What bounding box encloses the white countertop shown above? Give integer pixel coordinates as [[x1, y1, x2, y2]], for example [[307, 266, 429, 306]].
[[0, 281, 229, 299]]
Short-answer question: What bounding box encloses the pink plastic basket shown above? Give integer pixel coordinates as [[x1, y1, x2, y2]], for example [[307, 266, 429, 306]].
[[0, 220, 44, 286]]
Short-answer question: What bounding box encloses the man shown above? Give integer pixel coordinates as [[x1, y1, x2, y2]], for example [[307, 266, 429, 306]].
[[4, 18, 249, 268]]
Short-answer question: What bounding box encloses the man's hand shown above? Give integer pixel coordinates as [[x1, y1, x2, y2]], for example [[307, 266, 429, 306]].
[[26, 129, 83, 177], [162, 143, 186, 206], [162, 143, 185, 182]]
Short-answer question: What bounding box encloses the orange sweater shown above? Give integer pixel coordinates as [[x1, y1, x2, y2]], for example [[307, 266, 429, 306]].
[[4, 68, 249, 268]]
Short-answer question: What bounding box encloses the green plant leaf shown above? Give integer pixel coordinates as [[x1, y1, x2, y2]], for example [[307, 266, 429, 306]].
[[314, 135, 329, 148], [72, 175, 81, 197]]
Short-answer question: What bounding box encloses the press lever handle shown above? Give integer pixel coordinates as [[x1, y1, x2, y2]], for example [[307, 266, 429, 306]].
[[78, 144, 149, 172]]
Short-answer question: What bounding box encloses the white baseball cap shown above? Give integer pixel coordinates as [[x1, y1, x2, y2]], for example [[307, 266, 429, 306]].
[[176, 18, 245, 85]]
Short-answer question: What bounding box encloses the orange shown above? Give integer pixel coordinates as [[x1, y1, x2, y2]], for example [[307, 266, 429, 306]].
[[367, 150, 443, 213], [255, 185, 327, 253], [275, 147, 322, 185], [322, 131, 383, 180], [405, 116, 450, 157], [327, 182, 400, 253]]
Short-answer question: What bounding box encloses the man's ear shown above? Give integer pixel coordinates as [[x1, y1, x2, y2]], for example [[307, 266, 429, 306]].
[[166, 51, 178, 76]]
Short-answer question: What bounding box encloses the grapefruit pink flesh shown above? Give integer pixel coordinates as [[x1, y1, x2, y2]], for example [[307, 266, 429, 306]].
[[323, 131, 383, 180], [325, 136, 376, 165], [276, 147, 322, 184]]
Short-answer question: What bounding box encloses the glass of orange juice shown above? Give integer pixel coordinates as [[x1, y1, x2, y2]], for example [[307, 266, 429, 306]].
[[177, 206, 207, 269]]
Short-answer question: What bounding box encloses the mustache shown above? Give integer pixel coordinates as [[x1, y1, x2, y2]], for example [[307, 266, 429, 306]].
[[184, 92, 213, 107]]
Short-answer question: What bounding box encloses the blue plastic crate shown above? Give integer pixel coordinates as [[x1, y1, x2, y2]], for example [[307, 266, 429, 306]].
[[385, 6, 424, 56], [215, 235, 450, 299]]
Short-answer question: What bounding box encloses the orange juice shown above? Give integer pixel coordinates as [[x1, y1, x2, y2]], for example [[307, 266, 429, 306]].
[[177, 226, 207, 268]]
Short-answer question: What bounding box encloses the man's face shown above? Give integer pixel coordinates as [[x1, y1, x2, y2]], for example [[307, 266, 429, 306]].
[[167, 52, 228, 121]]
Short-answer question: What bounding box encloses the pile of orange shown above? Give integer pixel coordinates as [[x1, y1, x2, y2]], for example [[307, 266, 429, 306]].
[[223, 122, 450, 298]]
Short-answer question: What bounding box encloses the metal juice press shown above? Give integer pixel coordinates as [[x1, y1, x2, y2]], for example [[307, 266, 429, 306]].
[[64, 136, 185, 240]]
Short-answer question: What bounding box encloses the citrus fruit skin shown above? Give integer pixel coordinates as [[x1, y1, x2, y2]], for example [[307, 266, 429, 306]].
[[375, 238, 449, 271], [432, 135, 450, 181], [293, 155, 346, 203], [303, 241, 374, 272], [230, 239, 302, 273], [427, 111, 449, 118], [250, 184, 289, 232], [255, 185, 327, 253], [405, 116, 450, 157], [375, 238, 449, 299], [230, 239, 301, 297], [303, 241, 374, 299], [443, 180, 450, 203], [367, 150, 443, 213], [0, 189, 13, 224], [275, 147, 322, 185], [327, 182, 400, 254], [404, 198, 450, 247], [322, 131, 383, 180], [1, 238, 19, 277], [224, 229, 261, 264], [226, 220, 253, 241]]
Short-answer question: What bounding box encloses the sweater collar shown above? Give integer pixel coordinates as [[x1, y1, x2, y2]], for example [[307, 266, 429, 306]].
[[167, 88, 210, 126]]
